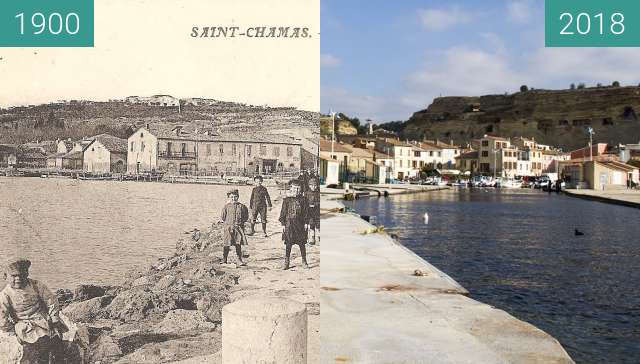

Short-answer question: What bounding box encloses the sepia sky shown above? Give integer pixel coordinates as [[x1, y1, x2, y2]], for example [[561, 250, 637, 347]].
[[0, 0, 319, 111]]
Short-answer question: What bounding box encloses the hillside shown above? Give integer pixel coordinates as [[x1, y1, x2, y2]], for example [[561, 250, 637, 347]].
[[0, 101, 319, 144], [403, 86, 640, 150], [320, 115, 357, 137]]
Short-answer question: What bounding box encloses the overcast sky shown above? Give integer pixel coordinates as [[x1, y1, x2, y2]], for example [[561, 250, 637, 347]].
[[321, 0, 640, 123], [0, 0, 319, 112]]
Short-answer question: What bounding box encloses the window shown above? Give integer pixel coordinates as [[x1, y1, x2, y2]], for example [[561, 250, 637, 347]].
[[482, 140, 489, 147], [260, 145, 267, 156], [437, 152, 442, 157], [141, 141, 145, 152], [181, 143, 187, 156], [504, 162, 508, 169], [286, 146, 292, 157], [167, 142, 172, 155], [429, 151, 433, 157], [274, 146, 280, 157], [140, 132, 144, 138], [219, 144, 224, 155], [206, 144, 211, 156], [247, 145, 252, 156], [130, 142, 135, 152], [232, 144, 236, 155], [482, 151, 489, 157], [400, 160, 403, 168]]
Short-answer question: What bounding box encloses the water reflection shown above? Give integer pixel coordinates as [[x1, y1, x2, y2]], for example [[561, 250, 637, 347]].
[[353, 189, 640, 364]]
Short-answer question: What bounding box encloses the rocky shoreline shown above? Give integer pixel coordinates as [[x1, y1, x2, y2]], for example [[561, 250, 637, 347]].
[[0, 194, 320, 364], [1, 225, 238, 363]]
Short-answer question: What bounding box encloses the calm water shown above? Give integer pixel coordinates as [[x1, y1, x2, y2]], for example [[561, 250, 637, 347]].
[[0, 178, 273, 289], [352, 189, 640, 364]]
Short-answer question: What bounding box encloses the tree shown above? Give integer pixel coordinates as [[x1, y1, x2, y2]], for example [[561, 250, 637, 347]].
[[520, 85, 529, 92], [612, 81, 621, 87], [596, 83, 603, 88], [577, 83, 586, 89], [570, 83, 576, 90]]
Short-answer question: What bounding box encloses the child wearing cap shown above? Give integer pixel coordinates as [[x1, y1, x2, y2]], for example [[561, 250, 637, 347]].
[[248, 175, 272, 238], [218, 189, 249, 266], [305, 177, 320, 245], [279, 180, 309, 270], [0, 258, 66, 362]]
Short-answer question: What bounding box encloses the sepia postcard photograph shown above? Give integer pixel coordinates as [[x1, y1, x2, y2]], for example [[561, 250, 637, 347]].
[[0, 0, 319, 363]]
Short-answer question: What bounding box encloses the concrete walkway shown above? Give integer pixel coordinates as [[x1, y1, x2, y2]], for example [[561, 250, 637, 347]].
[[564, 188, 640, 208], [320, 199, 574, 364]]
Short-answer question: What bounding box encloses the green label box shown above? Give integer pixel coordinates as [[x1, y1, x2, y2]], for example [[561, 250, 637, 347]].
[[546, 0, 640, 47], [0, 0, 93, 47]]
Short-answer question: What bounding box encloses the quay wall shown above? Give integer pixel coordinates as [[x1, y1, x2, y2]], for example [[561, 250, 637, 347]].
[[320, 197, 575, 364]]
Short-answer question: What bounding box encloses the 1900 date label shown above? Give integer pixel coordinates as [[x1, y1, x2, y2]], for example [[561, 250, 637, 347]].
[[0, 0, 93, 47]]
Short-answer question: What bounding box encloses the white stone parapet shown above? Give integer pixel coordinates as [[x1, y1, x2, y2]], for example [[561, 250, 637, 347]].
[[222, 296, 308, 364]]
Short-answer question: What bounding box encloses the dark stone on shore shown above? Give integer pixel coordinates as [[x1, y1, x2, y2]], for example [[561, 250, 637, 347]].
[[74, 284, 110, 301], [63, 295, 115, 323], [196, 293, 231, 323]]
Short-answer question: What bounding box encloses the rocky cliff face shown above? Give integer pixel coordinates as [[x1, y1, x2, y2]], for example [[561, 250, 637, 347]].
[[404, 87, 640, 150]]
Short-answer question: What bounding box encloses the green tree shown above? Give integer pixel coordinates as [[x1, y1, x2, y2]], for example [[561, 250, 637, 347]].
[[520, 85, 529, 92], [612, 81, 621, 87]]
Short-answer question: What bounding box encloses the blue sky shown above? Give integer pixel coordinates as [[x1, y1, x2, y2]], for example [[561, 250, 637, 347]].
[[321, 0, 640, 122]]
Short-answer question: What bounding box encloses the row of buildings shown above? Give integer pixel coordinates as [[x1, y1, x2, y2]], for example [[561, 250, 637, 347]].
[[319, 132, 640, 190], [0, 124, 315, 176]]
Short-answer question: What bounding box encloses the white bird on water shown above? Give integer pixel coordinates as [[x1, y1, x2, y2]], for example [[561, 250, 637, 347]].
[[424, 212, 429, 225]]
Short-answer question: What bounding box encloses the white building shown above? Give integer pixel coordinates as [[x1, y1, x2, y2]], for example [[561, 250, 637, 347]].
[[83, 134, 128, 173]]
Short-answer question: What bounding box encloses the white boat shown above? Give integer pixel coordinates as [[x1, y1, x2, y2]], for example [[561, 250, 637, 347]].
[[499, 178, 523, 188]]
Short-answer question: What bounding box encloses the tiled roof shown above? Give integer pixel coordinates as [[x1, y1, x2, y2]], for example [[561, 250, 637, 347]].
[[319, 139, 352, 153], [143, 124, 301, 145], [457, 151, 478, 159], [89, 134, 128, 153]]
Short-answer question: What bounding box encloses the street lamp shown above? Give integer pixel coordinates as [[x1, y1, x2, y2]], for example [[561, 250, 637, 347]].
[[587, 127, 595, 161], [330, 110, 337, 159]]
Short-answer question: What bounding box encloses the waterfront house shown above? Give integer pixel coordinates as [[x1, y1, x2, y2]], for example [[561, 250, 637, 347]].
[[320, 138, 351, 182], [0, 144, 17, 168], [375, 138, 415, 180], [320, 155, 340, 185], [478, 135, 510, 175], [456, 150, 479, 174], [422, 140, 462, 169], [17, 148, 48, 169], [561, 159, 639, 190], [127, 124, 303, 175], [83, 134, 128, 174], [61, 151, 83, 170]]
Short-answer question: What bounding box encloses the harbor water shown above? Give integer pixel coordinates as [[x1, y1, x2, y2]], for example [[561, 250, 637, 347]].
[[351, 188, 640, 364], [0, 178, 272, 289]]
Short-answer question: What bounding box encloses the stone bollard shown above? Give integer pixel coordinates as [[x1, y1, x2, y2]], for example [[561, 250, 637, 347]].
[[222, 296, 307, 364]]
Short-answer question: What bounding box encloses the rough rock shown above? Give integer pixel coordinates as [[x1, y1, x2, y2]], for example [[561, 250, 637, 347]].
[[0, 331, 23, 364], [404, 86, 640, 150], [153, 275, 177, 291], [74, 284, 108, 301], [132, 275, 155, 287], [153, 310, 217, 335], [196, 293, 231, 322], [91, 334, 123, 362], [63, 295, 114, 323], [105, 287, 200, 323]]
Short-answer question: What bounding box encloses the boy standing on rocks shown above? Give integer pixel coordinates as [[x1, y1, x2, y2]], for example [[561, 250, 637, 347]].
[[219, 189, 249, 266], [0, 258, 67, 363], [248, 175, 272, 238], [279, 180, 309, 270]]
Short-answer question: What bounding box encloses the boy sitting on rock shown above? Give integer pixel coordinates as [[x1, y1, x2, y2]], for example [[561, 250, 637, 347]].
[[0, 258, 67, 363], [218, 189, 249, 267]]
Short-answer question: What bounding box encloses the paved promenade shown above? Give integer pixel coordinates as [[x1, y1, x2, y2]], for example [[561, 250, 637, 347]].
[[321, 198, 574, 364], [564, 189, 640, 208]]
